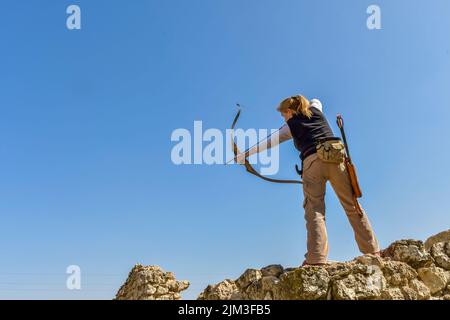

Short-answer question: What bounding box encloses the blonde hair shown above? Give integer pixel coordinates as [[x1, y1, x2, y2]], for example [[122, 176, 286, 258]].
[[277, 95, 312, 119]]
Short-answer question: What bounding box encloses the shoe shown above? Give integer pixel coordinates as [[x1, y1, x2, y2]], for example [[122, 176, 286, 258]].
[[372, 251, 382, 257], [301, 260, 328, 267]]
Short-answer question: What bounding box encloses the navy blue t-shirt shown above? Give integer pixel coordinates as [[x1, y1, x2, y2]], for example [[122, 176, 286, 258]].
[[286, 107, 336, 160]]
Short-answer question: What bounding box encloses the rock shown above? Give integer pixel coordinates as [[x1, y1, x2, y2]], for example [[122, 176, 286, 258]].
[[115, 264, 189, 300], [261, 264, 284, 277], [241, 279, 265, 300], [197, 233, 449, 300], [381, 288, 404, 300], [381, 240, 433, 269], [324, 258, 385, 300], [260, 276, 281, 298], [156, 286, 169, 295], [332, 273, 380, 300], [197, 279, 238, 300], [430, 242, 450, 270], [424, 230, 450, 250], [117, 230, 450, 300], [167, 279, 189, 292], [202, 254, 441, 300], [417, 266, 448, 294], [382, 260, 417, 287], [355, 254, 384, 267], [407, 279, 431, 300], [380, 261, 428, 300], [145, 285, 156, 295], [197, 253, 440, 300], [165, 271, 175, 280], [278, 266, 330, 300], [230, 291, 244, 300], [241, 275, 282, 300], [235, 269, 262, 290]]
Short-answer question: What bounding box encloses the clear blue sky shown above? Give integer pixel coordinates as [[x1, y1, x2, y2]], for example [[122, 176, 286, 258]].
[[0, 0, 449, 300]]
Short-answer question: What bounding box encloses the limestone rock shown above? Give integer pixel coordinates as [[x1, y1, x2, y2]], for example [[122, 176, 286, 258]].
[[117, 230, 450, 300], [381, 287, 404, 300], [330, 262, 385, 300], [115, 264, 189, 300], [407, 279, 431, 300], [430, 242, 450, 271], [381, 239, 433, 269], [278, 266, 330, 300], [424, 229, 450, 250], [198, 253, 441, 300], [197, 279, 238, 300], [417, 266, 448, 294], [382, 260, 417, 287], [197, 231, 450, 300], [235, 269, 262, 290], [261, 264, 284, 277]]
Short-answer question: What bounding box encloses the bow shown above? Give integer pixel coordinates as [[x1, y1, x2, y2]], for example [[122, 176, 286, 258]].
[[230, 106, 302, 184]]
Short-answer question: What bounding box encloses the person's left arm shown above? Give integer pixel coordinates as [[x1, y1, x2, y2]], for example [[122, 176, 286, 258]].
[[235, 124, 292, 163]]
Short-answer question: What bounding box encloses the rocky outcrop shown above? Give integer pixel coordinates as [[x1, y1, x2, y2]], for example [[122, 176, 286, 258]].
[[380, 239, 433, 269], [198, 230, 450, 300], [424, 229, 450, 250], [115, 264, 189, 300]]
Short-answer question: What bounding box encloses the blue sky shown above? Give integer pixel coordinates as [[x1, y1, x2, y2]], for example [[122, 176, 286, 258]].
[[0, 0, 449, 299]]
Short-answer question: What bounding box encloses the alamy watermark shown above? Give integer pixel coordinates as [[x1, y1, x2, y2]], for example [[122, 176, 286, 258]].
[[66, 5, 81, 30], [66, 265, 81, 290], [170, 121, 281, 176], [64, 5, 381, 31], [367, 5, 381, 30]]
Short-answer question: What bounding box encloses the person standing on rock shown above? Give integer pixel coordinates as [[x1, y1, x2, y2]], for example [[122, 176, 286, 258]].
[[234, 95, 380, 266]]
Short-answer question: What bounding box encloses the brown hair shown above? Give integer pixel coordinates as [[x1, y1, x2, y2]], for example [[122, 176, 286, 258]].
[[277, 95, 312, 119]]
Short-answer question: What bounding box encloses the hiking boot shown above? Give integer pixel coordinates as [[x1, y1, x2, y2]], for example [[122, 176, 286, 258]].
[[301, 260, 328, 267]]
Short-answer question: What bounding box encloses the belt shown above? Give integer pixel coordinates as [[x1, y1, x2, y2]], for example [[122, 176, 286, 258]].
[[300, 137, 342, 161], [300, 145, 317, 161]]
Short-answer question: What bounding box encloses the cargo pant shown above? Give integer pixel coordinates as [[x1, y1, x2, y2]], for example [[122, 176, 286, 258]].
[[302, 153, 379, 264]]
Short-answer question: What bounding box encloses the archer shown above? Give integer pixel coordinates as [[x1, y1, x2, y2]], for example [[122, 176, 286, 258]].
[[231, 95, 380, 266]]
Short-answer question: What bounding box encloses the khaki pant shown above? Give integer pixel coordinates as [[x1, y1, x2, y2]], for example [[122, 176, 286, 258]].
[[302, 153, 379, 264]]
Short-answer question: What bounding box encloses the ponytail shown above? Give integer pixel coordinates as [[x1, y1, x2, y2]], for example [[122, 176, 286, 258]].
[[277, 95, 312, 118]]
